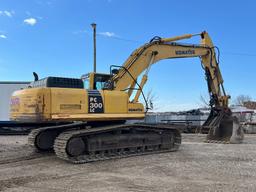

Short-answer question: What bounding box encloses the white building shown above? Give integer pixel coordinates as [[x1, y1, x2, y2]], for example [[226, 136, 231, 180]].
[[0, 82, 30, 120]]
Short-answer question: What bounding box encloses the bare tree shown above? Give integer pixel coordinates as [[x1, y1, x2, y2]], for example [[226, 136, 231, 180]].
[[199, 94, 210, 108], [144, 89, 159, 111], [233, 95, 252, 106]]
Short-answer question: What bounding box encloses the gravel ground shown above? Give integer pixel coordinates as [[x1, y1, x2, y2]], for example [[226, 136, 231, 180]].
[[0, 134, 256, 192]]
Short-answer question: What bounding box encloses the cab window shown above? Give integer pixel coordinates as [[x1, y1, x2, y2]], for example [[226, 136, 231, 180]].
[[95, 81, 104, 90], [83, 78, 90, 89], [94, 74, 111, 90]]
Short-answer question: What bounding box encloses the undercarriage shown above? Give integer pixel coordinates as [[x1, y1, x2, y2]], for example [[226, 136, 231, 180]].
[[27, 122, 181, 163]]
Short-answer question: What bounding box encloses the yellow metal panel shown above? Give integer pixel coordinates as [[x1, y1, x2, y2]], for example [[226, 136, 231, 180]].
[[10, 87, 145, 122], [51, 88, 88, 114], [128, 103, 144, 114], [103, 90, 128, 113], [10, 88, 51, 121]]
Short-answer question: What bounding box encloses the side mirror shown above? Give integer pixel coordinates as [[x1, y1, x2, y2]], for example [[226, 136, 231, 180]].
[[111, 69, 119, 75]]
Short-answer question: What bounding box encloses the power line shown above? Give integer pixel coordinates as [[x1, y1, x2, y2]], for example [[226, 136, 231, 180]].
[[97, 34, 256, 57], [97, 34, 143, 43], [222, 52, 256, 57]]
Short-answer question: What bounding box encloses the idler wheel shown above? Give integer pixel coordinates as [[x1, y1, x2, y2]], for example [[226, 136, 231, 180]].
[[36, 130, 59, 151], [67, 137, 85, 157]]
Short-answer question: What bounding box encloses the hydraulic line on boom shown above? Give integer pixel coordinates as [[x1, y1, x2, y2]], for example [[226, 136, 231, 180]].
[[108, 31, 244, 143]]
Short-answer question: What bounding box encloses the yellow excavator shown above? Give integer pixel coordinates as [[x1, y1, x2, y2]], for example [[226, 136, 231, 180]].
[[9, 31, 243, 163]]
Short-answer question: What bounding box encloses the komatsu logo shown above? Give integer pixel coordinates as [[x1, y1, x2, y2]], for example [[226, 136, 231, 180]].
[[175, 50, 195, 55]]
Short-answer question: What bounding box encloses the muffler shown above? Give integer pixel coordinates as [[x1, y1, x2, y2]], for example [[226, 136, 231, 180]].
[[203, 107, 244, 143]]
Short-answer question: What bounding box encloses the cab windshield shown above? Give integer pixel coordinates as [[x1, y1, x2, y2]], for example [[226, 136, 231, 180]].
[[81, 73, 112, 90], [94, 74, 111, 90]]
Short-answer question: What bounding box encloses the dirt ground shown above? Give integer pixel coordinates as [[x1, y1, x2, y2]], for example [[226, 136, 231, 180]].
[[0, 134, 256, 192]]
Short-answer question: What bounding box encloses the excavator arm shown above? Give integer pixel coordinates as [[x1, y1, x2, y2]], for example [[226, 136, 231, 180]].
[[111, 31, 228, 108], [109, 31, 243, 143]]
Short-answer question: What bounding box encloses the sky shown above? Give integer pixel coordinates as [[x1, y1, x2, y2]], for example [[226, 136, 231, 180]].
[[0, 0, 256, 111]]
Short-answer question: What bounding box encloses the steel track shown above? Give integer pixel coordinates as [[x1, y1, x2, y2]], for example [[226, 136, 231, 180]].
[[28, 122, 89, 151], [53, 124, 181, 164], [28, 122, 181, 163]]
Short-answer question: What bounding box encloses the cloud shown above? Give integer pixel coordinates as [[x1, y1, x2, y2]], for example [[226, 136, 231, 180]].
[[72, 30, 89, 35], [4, 11, 12, 17], [25, 11, 31, 16], [73, 30, 119, 39], [0, 34, 7, 39], [36, 0, 55, 7], [24, 18, 37, 26], [98, 31, 117, 37], [0, 10, 15, 17]]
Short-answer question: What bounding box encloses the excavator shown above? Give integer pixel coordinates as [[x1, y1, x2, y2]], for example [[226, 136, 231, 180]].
[[9, 31, 243, 163]]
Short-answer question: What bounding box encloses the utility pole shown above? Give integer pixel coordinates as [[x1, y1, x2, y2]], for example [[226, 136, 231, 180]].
[[91, 23, 97, 73]]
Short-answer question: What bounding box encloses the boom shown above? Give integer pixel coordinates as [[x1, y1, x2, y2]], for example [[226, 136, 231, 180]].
[[111, 31, 229, 108]]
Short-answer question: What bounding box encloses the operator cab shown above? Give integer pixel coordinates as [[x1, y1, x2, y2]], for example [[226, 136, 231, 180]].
[[81, 72, 112, 90]]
